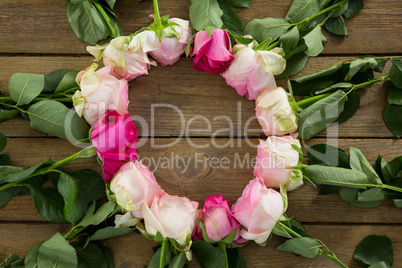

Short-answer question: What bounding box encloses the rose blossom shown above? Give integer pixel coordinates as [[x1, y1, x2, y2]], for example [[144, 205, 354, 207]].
[[141, 193, 199, 246], [90, 110, 138, 181], [254, 136, 303, 191], [191, 29, 234, 74], [87, 36, 156, 81], [232, 178, 284, 245], [148, 18, 192, 66], [73, 64, 129, 126], [110, 161, 164, 218], [194, 194, 243, 243], [256, 87, 298, 136], [222, 43, 286, 100]]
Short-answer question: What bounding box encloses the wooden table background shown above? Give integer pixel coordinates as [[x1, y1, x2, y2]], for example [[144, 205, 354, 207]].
[[1, 0, 401, 267]]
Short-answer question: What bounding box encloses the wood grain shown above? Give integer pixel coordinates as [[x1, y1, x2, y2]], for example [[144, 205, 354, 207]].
[[0, 0, 401, 54], [0, 56, 396, 138], [1, 223, 401, 267], [1, 137, 401, 224]]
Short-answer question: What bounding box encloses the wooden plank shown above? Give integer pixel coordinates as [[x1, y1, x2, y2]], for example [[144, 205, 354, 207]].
[[1, 137, 401, 223], [0, 0, 401, 54], [1, 223, 401, 267], [0, 56, 395, 138]]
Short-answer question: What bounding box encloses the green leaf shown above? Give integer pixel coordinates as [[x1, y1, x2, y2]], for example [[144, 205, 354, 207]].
[[0, 176, 46, 208], [279, 26, 300, 53], [57, 171, 88, 224], [24, 242, 42, 268], [290, 62, 343, 95], [345, 58, 369, 81], [350, 147, 382, 185], [43, 69, 67, 93], [2, 161, 51, 183], [304, 165, 369, 188], [104, 0, 116, 9], [72, 242, 108, 268], [192, 241, 226, 268], [0, 109, 19, 123], [307, 144, 350, 168], [197, 218, 214, 243], [286, 0, 321, 24], [227, 248, 247, 268], [324, 16, 348, 36], [338, 188, 387, 208], [383, 104, 402, 138], [272, 222, 293, 238], [0, 132, 6, 152], [30, 187, 66, 223], [1, 253, 20, 267], [223, 0, 251, 8], [169, 252, 187, 268], [276, 237, 321, 258], [66, 1, 108, 45], [244, 17, 293, 43], [354, 235, 393, 268], [89, 226, 134, 241], [275, 52, 309, 79], [189, 0, 223, 31], [330, 1, 349, 17], [318, 185, 342, 195], [97, 243, 114, 268], [222, 228, 239, 244], [0, 153, 11, 166], [334, 91, 360, 124], [28, 100, 89, 141], [54, 71, 79, 94], [344, 0, 364, 19], [303, 25, 324, 57], [74, 169, 105, 201], [77, 201, 117, 228], [298, 90, 347, 139], [148, 245, 173, 268], [218, 0, 243, 36], [390, 59, 402, 88], [388, 87, 402, 105], [37, 233, 78, 268], [394, 199, 402, 208], [8, 73, 44, 106], [374, 58, 388, 73], [369, 262, 388, 268]]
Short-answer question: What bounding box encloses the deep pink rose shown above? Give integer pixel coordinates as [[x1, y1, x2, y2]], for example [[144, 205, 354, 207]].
[[254, 136, 303, 191], [194, 194, 243, 243], [232, 178, 284, 245], [191, 29, 234, 74], [91, 110, 138, 181]]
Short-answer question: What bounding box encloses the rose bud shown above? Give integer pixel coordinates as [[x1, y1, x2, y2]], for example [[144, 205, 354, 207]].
[[87, 36, 157, 81], [148, 18, 192, 66], [254, 136, 303, 191], [110, 161, 164, 218], [191, 29, 234, 74], [141, 193, 199, 246], [222, 43, 286, 100], [256, 87, 298, 136], [73, 63, 129, 126], [90, 110, 138, 181], [194, 194, 242, 243], [232, 178, 284, 245]]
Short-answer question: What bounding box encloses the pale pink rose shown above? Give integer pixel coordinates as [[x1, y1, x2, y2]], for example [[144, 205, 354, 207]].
[[194, 195, 244, 243], [232, 178, 284, 245], [256, 87, 298, 136], [191, 29, 234, 74], [254, 136, 303, 191], [149, 18, 192, 66], [73, 64, 129, 126], [141, 193, 199, 246], [87, 36, 156, 81], [110, 161, 164, 218]]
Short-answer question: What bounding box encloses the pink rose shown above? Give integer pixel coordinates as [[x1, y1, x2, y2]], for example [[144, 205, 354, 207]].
[[110, 161, 164, 218], [87, 36, 157, 81], [191, 29, 234, 74], [254, 136, 303, 191], [149, 18, 192, 66], [90, 110, 138, 181], [256, 87, 298, 136], [232, 178, 284, 245], [141, 193, 199, 246], [73, 64, 129, 126], [194, 194, 243, 243], [222, 43, 286, 100]]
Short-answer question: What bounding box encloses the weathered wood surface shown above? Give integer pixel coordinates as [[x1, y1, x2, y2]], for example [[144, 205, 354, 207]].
[[0, 57, 396, 138], [1, 0, 402, 267], [1, 0, 401, 54]]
